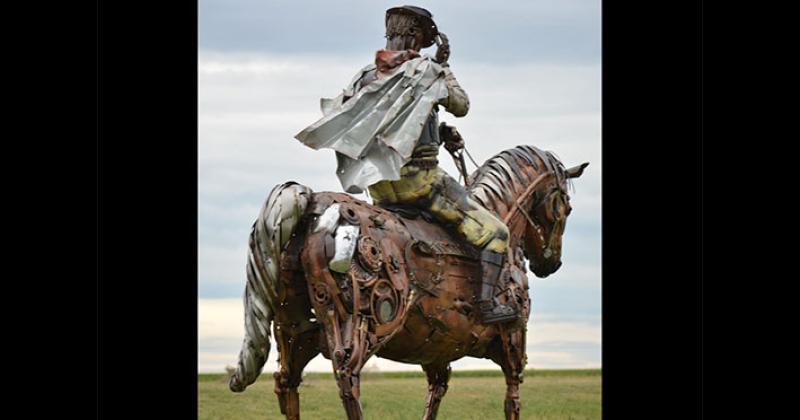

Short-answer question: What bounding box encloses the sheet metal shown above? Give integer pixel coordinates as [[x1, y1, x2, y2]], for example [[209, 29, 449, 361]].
[[295, 56, 448, 193]]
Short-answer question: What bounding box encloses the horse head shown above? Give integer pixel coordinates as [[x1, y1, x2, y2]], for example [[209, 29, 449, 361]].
[[522, 161, 589, 277]]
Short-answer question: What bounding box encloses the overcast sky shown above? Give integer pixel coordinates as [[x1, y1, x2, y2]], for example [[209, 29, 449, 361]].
[[199, 0, 601, 373]]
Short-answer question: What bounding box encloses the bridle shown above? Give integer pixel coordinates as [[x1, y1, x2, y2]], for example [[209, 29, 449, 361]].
[[503, 172, 566, 227], [502, 171, 569, 258]]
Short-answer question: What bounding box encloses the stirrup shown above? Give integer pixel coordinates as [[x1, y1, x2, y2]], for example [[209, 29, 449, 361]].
[[480, 300, 518, 324]]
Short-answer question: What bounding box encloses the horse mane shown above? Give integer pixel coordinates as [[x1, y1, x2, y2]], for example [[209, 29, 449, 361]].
[[468, 145, 568, 218]]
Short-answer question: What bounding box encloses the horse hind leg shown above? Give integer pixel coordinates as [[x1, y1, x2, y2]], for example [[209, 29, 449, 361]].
[[489, 327, 527, 420], [272, 325, 321, 420], [422, 362, 452, 420]]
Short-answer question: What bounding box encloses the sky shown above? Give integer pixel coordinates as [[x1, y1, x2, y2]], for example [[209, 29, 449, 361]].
[[199, 0, 601, 373]]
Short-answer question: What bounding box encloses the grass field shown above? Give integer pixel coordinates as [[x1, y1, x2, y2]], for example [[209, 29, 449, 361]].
[[199, 369, 601, 419]]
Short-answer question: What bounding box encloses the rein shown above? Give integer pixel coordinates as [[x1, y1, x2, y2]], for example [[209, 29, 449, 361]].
[[502, 171, 553, 226], [449, 147, 470, 186]]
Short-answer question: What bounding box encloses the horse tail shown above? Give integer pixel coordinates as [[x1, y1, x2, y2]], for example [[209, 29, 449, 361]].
[[230, 181, 313, 392]]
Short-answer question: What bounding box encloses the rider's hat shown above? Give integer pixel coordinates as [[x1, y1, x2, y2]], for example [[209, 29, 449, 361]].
[[385, 5, 439, 49]]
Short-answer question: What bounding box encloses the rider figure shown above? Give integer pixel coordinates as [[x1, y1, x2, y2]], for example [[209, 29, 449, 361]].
[[296, 6, 516, 324]]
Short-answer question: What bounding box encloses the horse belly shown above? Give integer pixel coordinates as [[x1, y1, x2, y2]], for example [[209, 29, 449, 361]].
[[376, 257, 495, 365]]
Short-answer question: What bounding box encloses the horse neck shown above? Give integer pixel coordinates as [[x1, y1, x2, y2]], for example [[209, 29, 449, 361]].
[[468, 146, 562, 250]]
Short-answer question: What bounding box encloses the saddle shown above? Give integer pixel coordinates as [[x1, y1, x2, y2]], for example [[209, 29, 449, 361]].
[[379, 203, 439, 224]]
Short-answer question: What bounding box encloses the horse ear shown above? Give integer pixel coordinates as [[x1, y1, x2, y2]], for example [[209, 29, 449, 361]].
[[565, 162, 589, 179]]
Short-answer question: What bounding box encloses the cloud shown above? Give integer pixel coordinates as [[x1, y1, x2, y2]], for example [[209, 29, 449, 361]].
[[198, 299, 600, 372], [199, 0, 601, 64]]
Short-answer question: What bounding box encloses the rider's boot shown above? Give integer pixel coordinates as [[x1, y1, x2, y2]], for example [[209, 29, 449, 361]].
[[478, 250, 518, 324]]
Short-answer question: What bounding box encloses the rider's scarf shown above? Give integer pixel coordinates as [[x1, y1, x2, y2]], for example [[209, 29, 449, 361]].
[[375, 49, 420, 76], [294, 51, 448, 193]]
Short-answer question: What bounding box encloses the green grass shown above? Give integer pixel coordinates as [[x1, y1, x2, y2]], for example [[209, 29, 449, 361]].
[[199, 369, 601, 419]]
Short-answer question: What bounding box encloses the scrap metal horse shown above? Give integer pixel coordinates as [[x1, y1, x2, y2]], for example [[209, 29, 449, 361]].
[[229, 145, 588, 420]]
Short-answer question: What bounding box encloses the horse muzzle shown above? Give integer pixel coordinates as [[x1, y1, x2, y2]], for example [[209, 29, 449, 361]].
[[530, 259, 562, 278]]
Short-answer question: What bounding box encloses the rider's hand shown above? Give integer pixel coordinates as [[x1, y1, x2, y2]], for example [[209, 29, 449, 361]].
[[440, 123, 464, 152], [435, 32, 450, 65], [444, 138, 465, 153]]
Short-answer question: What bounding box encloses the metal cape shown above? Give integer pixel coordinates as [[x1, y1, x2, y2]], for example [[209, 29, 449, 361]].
[[294, 56, 449, 193]]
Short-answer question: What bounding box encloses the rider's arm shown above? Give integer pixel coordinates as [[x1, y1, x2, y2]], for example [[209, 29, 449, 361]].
[[439, 66, 470, 118]]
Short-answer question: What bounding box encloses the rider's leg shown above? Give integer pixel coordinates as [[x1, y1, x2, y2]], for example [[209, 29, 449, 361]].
[[368, 165, 517, 323], [423, 169, 517, 323], [370, 166, 507, 246], [368, 164, 436, 205]]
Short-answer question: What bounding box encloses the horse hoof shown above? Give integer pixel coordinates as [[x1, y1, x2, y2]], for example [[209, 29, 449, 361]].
[[229, 375, 245, 393]]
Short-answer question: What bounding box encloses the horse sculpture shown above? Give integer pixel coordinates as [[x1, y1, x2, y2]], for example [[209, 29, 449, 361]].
[[229, 145, 589, 420]]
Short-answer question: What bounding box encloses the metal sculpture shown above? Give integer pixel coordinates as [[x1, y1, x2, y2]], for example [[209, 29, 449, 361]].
[[230, 145, 589, 420], [295, 5, 517, 324]]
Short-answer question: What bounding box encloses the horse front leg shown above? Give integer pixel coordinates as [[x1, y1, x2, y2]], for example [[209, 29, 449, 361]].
[[422, 362, 451, 420], [322, 309, 372, 420], [503, 378, 521, 420], [334, 366, 363, 420], [489, 326, 527, 420], [273, 325, 321, 420]]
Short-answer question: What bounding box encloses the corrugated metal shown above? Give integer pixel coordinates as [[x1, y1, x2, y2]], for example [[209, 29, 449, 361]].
[[295, 56, 448, 193]]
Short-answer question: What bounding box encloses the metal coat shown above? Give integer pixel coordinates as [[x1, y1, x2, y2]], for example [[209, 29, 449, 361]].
[[294, 56, 449, 193]]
